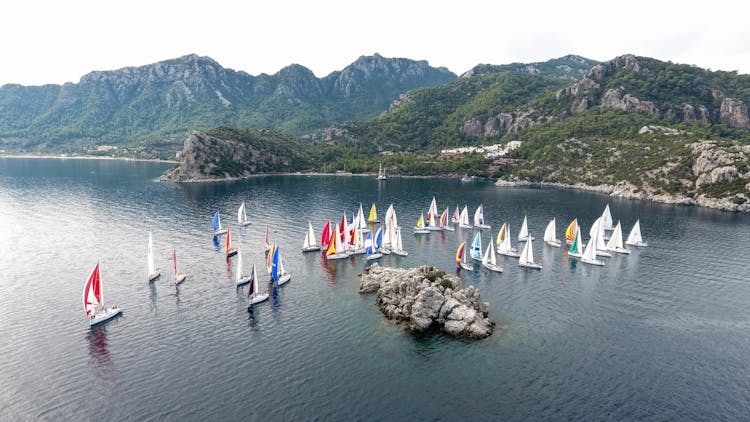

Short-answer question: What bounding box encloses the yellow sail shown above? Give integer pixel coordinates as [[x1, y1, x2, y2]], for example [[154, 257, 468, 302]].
[[368, 203, 378, 222], [416, 214, 424, 229], [496, 223, 506, 245], [325, 230, 337, 256], [565, 218, 578, 243]]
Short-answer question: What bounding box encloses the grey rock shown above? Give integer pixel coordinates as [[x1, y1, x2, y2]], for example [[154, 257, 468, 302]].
[[720, 98, 750, 129]]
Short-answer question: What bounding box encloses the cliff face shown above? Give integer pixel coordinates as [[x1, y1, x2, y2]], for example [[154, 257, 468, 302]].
[[161, 129, 304, 182]]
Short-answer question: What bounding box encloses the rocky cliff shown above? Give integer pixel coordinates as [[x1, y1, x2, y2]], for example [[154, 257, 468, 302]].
[[359, 264, 495, 339], [160, 127, 307, 182]]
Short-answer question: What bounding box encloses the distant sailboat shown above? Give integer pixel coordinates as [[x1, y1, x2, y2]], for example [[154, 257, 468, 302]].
[[470, 231, 483, 261], [147, 230, 161, 281], [482, 241, 503, 273], [458, 205, 472, 229], [605, 221, 631, 254], [496, 223, 519, 257], [237, 202, 252, 227], [568, 226, 585, 259], [518, 237, 542, 270], [356, 204, 369, 232], [440, 207, 455, 231], [625, 219, 648, 247], [365, 230, 382, 261], [601, 204, 614, 231], [543, 218, 562, 247], [391, 227, 408, 256], [264, 224, 271, 252], [377, 163, 387, 180], [247, 263, 268, 305], [302, 221, 321, 252], [236, 248, 253, 286], [456, 241, 473, 271], [83, 263, 121, 326], [518, 215, 534, 241], [580, 220, 605, 266], [451, 205, 460, 224], [473, 204, 491, 230], [414, 212, 430, 234], [225, 225, 238, 258], [212, 211, 227, 236], [271, 246, 291, 285], [173, 248, 187, 285], [368, 203, 379, 224], [588, 217, 612, 257], [565, 218, 578, 245]]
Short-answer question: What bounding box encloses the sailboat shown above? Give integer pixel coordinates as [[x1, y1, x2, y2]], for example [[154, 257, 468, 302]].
[[237, 202, 252, 227], [83, 263, 121, 326], [481, 241, 503, 273], [518, 237, 542, 270], [568, 226, 585, 259], [302, 221, 321, 252], [247, 263, 268, 305], [440, 207, 455, 231], [365, 230, 382, 260], [625, 219, 648, 247], [391, 227, 408, 256], [212, 211, 227, 236], [225, 225, 238, 257], [320, 221, 332, 250], [173, 248, 187, 285], [377, 163, 387, 180], [451, 205, 460, 223], [235, 248, 253, 286], [374, 226, 388, 255], [605, 221, 631, 254], [274, 247, 291, 285], [601, 204, 614, 231], [588, 217, 612, 257], [496, 223, 519, 257], [518, 215, 535, 241], [368, 203, 380, 224], [264, 224, 271, 252], [355, 204, 369, 232], [147, 230, 161, 281], [579, 221, 605, 266], [470, 231, 483, 261], [414, 212, 430, 234], [456, 241, 473, 271], [325, 224, 350, 260], [458, 205, 473, 229], [543, 218, 562, 247], [473, 204, 491, 230], [565, 218, 578, 245]]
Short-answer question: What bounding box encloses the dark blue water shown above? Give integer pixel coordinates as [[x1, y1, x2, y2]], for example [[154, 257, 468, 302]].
[[1, 157, 749, 421]]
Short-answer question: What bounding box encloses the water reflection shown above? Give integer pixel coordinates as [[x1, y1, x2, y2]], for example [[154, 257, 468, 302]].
[[86, 326, 114, 379], [212, 235, 219, 251]]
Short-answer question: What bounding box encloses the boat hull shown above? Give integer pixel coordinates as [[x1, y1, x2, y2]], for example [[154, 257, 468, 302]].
[[147, 271, 161, 282], [277, 274, 291, 285], [442, 226, 455, 232], [625, 241, 648, 247], [302, 246, 322, 252], [475, 224, 491, 230], [413, 229, 430, 234], [497, 250, 520, 258], [326, 253, 350, 260], [518, 235, 535, 241], [607, 246, 631, 254], [391, 250, 408, 257], [248, 293, 269, 305], [595, 249, 613, 257], [89, 306, 122, 326], [175, 273, 187, 285], [482, 263, 503, 273], [582, 258, 605, 266], [366, 253, 382, 261], [236, 275, 252, 286], [519, 262, 542, 270], [459, 263, 474, 271], [545, 240, 562, 247], [214, 229, 227, 236], [226, 249, 238, 258], [458, 224, 473, 229], [239, 221, 252, 227]]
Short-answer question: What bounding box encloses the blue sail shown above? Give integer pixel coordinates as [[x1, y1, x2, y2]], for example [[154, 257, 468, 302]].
[[212, 211, 219, 231], [471, 231, 482, 260], [374, 227, 383, 249], [364, 231, 374, 255], [271, 246, 280, 282]]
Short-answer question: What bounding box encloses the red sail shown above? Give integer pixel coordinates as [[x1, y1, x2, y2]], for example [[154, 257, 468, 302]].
[[321, 221, 331, 248], [83, 263, 101, 316]]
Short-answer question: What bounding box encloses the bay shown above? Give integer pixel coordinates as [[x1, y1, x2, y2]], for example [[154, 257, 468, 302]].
[[1, 157, 749, 421]]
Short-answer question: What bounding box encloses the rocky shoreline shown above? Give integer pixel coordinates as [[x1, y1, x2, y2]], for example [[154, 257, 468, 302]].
[[359, 264, 495, 339]]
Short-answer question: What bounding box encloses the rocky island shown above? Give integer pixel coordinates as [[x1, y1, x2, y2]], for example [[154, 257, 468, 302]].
[[359, 264, 495, 339]]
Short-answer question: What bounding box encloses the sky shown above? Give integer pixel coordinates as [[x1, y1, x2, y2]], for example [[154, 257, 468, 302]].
[[2, 0, 749, 86]]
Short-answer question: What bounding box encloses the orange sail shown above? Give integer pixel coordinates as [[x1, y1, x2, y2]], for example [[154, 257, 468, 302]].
[[565, 218, 578, 244], [456, 242, 465, 268], [226, 225, 232, 253]]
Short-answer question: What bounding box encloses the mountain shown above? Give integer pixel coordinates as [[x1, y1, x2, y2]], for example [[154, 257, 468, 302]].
[[0, 53, 455, 154], [460, 55, 598, 80]]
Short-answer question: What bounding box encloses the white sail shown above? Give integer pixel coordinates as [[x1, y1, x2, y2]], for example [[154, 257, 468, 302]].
[[459, 205, 471, 228], [601, 204, 614, 230], [307, 222, 318, 247], [606, 221, 630, 253], [519, 238, 531, 264], [238, 202, 245, 223], [147, 231, 157, 276], [581, 220, 604, 265], [237, 248, 244, 284], [394, 228, 403, 252], [589, 217, 612, 256], [518, 215, 534, 241], [429, 197, 438, 219], [625, 219, 647, 246], [251, 264, 258, 294], [482, 242, 498, 267], [543, 218, 561, 246], [357, 204, 367, 230], [473, 204, 489, 228]]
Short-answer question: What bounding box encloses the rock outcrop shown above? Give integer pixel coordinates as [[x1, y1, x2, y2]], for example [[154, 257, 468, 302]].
[[359, 264, 495, 339], [719, 98, 750, 129]]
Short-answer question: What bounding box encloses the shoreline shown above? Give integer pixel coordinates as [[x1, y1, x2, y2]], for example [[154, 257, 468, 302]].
[[160, 171, 475, 183], [0, 153, 177, 164]]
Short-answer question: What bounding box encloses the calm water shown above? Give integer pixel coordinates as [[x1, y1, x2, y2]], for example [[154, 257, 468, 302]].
[[1, 157, 749, 421]]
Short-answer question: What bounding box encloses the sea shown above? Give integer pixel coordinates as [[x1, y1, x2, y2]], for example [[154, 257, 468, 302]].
[[1, 157, 749, 421]]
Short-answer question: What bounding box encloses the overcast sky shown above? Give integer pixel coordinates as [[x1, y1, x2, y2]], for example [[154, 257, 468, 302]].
[[2, 0, 748, 86]]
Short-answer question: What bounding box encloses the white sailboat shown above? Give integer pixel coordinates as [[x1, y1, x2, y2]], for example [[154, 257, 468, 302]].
[[237, 202, 252, 227], [543, 218, 561, 247], [236, 248, 253, 286], [147, 230, 161, 281], [518, 215, 535, 241], [496, 223, 519, 257], [458, 205, 473, 229], [625, 219, 648, 247], [518, 237, 542, 269], [605, 221, 631, 254], [302, 221, 321, 252], [580, 220, 605, 266], [391, 227, 408, 256], [473, 204, 491, 230], [173, 248, 187, 285], [451, 205, 460, 223], [482, 241, 503, 273], [601, 204, 614, 231], [588, 217, 612, 257], [377, 163, 387, 180], [247, 263, 269, 305], [426, 198, 442, 231], [356, 204, 369, 232], [83, 263, 121, 326]]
